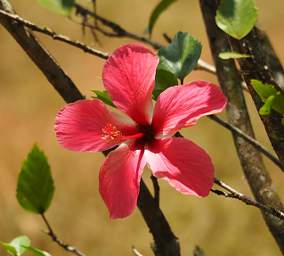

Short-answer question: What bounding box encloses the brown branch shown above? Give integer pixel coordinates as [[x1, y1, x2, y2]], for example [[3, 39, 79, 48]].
[[0, 3, 83, 103], [209, 115, 283, 169], [0, 2, 180, 255], [138, 181, 180, 256], [1, 8, 279, 172], [0, 9, 108, 60], [228, 28, 284, 169], [41, 214, 85, 256], [2, 1, 284, 253], [74, 3, 215, 75], [199, 0, 284, 253]]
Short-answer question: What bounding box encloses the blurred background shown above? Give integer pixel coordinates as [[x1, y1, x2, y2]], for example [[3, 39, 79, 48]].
[[1, 0, 284, 255]]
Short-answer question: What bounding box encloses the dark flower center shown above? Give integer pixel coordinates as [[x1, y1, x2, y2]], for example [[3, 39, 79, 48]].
[[135, 124, 155, 146]]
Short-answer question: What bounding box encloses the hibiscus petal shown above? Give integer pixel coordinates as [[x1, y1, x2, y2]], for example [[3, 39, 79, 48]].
[[99, 144, 146, 219], [55, 99, 137, 152], [152, 81, 227, 136], [103, 44, 159, 125], [145, 138, 214, 197]]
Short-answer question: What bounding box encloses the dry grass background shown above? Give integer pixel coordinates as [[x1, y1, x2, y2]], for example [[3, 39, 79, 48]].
[[1, 0, 284, 255]]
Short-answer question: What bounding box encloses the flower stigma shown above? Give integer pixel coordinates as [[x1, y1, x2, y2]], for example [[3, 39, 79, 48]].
[[101, 123, 122, 141]]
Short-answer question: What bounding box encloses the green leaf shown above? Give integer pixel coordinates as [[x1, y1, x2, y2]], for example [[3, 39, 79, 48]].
[[17, 145, 55, 214], [218, 51, 251, 60], [0, 242, 18, 256], [153, 68, 178, 99], [0, 236, 31, 256], [92, 90, 115, 107], [158, 32, 202, 81], [36, 0, 75, 15], [23, 246, 52, 256], [251, 79, 277, 101], [216, 0, 258, 39], [147, 0, 177, 36], [251, 79, 284, 117], [259, 95, 275, 115]]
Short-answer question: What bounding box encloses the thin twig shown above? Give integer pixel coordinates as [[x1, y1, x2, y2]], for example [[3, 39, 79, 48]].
[[74, 3, 215, 75], [0, 9, 280, 171], [200, 1, 284, 251], [0, 9, 108, 60], [132, 246, 144, 256], [41, 214, 85, 256], [212, 179, 284, 220], [2, 1, 284, 225], [150, 175, 160, 207], [209, 115, 283, 170]]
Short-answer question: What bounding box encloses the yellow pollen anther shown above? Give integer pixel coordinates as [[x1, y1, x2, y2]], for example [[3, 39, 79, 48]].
[[101, 123, 122, 141]]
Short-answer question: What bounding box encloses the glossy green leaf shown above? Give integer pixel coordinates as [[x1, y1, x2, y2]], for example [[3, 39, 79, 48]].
[[0, 236, 31, 256], [147, 0, 177, 36], [251, 79, 284, 117], [153, 68, 178, 99], [158, 32, 202, 81], [218, 51, 251, 60], [216, 0, 258, 39], [17, 145, 54, 214], [36, 0, 75, 15], [0, 242, 18, 256], [23, 246, 52, 256], [251, 79, 277, 100], [92, 90, 115, 107], [259, 95, 275, 115]]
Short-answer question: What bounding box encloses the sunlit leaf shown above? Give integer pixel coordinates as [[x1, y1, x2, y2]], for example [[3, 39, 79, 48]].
[[251, 79, 284, 117], [0, 236, 31, 256], [17, 145, 54, 214], [259, 95, 275, 115], [251, 79, 277, 100], [92, 90, 115, 107], [216, 0, 258, 39], [23, 246, 52, 256], [218, 51, 251, 60], [158, 32, 202, 81], [153, 68, 178, 99], [0, 242, 18, 256], [147, 0, 177, 36], [36, 0, 75, 15]]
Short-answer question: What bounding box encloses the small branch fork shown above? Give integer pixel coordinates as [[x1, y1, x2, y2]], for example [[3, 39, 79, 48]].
[[1, 1, 284, 252], [212, 179, 284, 220], [0, 9, 108, 60], [0, 9, 281, 171], [40, 214, 85, 256], [74, 3, 216, 74]]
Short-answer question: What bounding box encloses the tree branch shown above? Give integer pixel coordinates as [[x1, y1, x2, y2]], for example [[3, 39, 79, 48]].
[[212, 179, 284, 220], [0, 3, 83, 103], [0, 8, 280, 171], [2, 1, 284, 253], [74, 3, 215, 75], [41, 214, 85, 256], [0, 9, 108, 60], [0, 2, 180, 255], [209, 115, 283, 169], [229, 28, 284, 169], [200, 1, 284, 253]]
